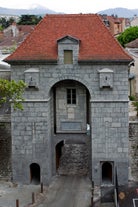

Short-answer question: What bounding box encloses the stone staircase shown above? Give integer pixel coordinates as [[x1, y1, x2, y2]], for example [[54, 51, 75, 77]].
[[101, 186, 115, 207], [93, 185, 115, 207], [100, 203, 115, 207]]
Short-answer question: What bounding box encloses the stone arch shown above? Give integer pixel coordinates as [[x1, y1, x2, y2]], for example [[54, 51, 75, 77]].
[[30, 163, 40, 184], [50, 78, 91, 176], [51, 79, 91, 134], [48, 77, 92, 99]]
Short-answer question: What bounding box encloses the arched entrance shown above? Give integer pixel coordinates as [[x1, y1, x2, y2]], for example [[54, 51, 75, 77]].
[[52, 80, 90, 134], [102, 162, 113, 184], [51, 79, 91, 176], [30, 163, 40, 184], [56, 141, 64, 170]]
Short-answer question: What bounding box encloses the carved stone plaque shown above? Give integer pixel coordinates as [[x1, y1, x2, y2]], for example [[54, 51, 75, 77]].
[[99, 68, 114, 88]]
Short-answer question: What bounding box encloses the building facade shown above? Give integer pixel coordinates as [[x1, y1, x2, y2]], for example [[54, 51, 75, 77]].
[[126, 38, 138, 98], [5, 14, 132, 186]]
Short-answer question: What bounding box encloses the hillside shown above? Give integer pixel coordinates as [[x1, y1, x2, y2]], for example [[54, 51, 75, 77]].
[[98, 7, 138, 18], [0, 5, 57, 16], [0, 6, 138, 18]]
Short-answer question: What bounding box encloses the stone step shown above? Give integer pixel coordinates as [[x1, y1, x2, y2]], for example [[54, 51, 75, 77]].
[[101, 186, 114, 203], [100, 202, 115, 207]]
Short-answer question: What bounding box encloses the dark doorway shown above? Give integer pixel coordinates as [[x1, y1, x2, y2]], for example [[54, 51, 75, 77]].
[[56, 141, 64, 170], [30, 163, 40, 184], [102, 162, 113, 184]]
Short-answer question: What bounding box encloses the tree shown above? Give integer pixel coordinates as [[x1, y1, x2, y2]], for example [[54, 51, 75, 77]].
[[0, 79, 26, 110], [0, 17, 8, 29], [17, 15, 42, 25], [117, 26, 138, 47], [0, 25, 3, 31], [0, 17, 15, 30]]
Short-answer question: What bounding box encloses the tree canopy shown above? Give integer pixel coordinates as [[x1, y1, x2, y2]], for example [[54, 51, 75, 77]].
[[0, 17, 15, 30], [17, 15, 42, 25], [117, 26, 138, 47], [0, 79, 26, 110], [0, 15, 42, 31]]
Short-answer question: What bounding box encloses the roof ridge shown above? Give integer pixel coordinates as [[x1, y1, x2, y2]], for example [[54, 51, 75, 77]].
[[44, 13, 98, 18]]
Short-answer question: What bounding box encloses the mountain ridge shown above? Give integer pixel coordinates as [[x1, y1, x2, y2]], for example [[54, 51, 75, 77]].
[[0, 6, 138, 17], [98, 7, 138, 18], [0, 5, 57, 16]]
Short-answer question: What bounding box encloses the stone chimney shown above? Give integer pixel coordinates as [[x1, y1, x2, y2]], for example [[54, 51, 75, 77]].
[[11, 22, 19, 37]]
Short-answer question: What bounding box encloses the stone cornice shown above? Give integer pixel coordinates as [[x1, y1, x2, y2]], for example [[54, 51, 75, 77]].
[[90, 99, 129, 103]]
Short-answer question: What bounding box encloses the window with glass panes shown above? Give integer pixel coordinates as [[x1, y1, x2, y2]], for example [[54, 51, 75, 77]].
[[67, 88, 76, 104], [64, 50, 73, 64]]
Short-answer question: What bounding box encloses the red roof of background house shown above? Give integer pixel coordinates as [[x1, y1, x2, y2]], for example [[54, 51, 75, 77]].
[[5, 14, 132, 63], [0, 25, 34, 50], [107, 16, 122, 24], [125, 38, 138, 48]]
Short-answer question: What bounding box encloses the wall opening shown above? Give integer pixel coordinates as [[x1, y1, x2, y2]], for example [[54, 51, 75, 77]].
[[55, 141, 64, 171], [52, 80, 90, 134], [30, 163, 40, 184], [102, 162, 113, 184]]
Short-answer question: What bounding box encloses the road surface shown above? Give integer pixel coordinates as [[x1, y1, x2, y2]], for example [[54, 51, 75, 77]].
[[38, 175, 92, 207]]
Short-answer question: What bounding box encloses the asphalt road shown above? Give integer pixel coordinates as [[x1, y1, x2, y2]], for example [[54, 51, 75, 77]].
[[38, 175, 92, 207]]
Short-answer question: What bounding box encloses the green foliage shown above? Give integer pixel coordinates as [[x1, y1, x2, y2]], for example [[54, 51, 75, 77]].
[[117, 26, 138, 47], [0, 25, 3, 31], [129, 95, 136, 101], [17, 15, 42, 25], [0, 17, 15, 30], [132, 101, 138, 116], [0, 79, 26, 110]]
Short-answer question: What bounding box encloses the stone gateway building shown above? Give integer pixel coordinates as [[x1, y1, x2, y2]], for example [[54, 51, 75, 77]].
[[5, 14, 133, 186]]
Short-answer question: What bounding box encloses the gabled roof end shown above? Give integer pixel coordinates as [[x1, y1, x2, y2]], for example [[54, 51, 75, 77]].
[[57, 35, 80, 44]]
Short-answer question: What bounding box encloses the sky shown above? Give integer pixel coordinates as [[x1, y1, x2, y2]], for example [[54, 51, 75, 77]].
[[0, 0, 138, 13]]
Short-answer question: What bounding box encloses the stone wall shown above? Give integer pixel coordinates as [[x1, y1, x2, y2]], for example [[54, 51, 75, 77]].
[[58, 142, 89, 176], [129, 121, 138, 181], [0, 121, 11, 179], [0, 68, 11, 180], [9, 61, 129, 185], [55, 81, 87, 133], [11, 101, 52, 184], [91, 101, 129, 186], [0, 120, 138, 182]]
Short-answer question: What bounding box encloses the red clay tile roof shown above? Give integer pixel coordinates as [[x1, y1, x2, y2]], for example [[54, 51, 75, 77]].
[[5, 14, 132, 63], [0, 25, 34, 50], [107, 16, 122, 23], [125, 38, 138, 48], [17, 25, 35, 35]]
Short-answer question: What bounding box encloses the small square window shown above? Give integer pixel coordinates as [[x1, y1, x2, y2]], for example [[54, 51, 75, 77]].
[[64, 50, 73, 64], [67, 88, 76, 104]]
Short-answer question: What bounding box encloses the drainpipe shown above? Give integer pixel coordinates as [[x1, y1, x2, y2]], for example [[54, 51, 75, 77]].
[[128, 60, 135, 97]]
